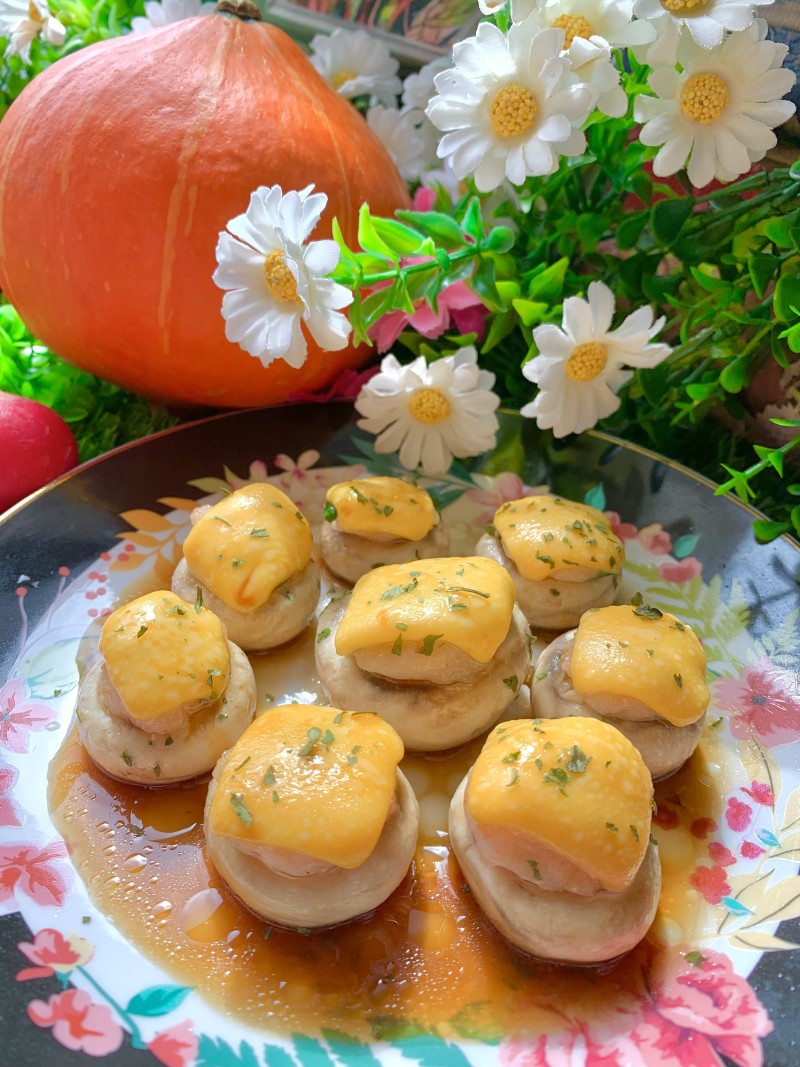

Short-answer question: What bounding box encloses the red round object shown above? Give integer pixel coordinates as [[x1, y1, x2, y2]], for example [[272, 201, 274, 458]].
[[0, 392, 80, 513]]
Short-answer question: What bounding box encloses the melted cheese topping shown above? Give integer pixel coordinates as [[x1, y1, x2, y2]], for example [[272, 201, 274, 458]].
[[334, 557, 515, 663], [183, 485, 312, 613], [466, 718, 652, 892], [571, 604, 709, 727], [493, 495, 624, 581], [208, 706, 404, 868], [326, 477, 437, 542], [99, 591, 229, 723]]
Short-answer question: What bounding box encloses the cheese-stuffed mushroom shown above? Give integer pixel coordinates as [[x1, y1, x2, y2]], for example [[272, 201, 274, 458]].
[[320, 477, 449, 584], [76, 591, 256, 785], [531, 599, 709, 780], [172, 484, 319, 652], [475, 495, 624, 630], [315, 557, 531, 752], [449, 717, 660, 964], [204, 706, 418, 928]]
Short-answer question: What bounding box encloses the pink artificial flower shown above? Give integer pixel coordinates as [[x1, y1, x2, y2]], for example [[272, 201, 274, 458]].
[[287, 365, 379, 404], [633, 947, 772, 1067], [741, 782, 775, 808], [638, 523, 672, 555], [17, 929, 93, 981], [605, 511, 638, 540], [725, 798, 753, 832], [707, 842, 736, 867], [0, 840, 70, 908], [28, 989, 124, 1057], [714, 659, 800, 748], [413, 186, 436, 211], [689, 864, 730, 904], [658, 558, 703, 583], [741, 841, 766, 860], [0, 766, 22, 827], [148, 1020, 198, 1067], [465, 473, 548, 526], [0, 677, 54, 753]]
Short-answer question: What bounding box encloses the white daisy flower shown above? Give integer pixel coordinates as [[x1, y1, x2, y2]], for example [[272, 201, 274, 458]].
[[632, 0, 772, 66], [309, 28, 402, 108], [426, 23, 596, 193], [402, 55, 452, 111], [366, 106, 431, 182], [130, 0, 215, 32], [1, 0, 64, 61], [512, 0, 656, 50], [355, 347, 500, 476], [634, 20, 796, 188], [213, 184, 353, 370], [521, 281, 671, 437]]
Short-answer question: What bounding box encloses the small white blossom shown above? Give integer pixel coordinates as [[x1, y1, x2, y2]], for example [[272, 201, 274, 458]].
[[130, 0, 214, 31], [427, 22, 596, 193], [565, 34, 627, 118], [355, 348, 500, 476], [1, 0, 65, 61], [213, 184, 353, 370], [634, 20, 795, 187], [367, 106, 430, 182], [521, 281, 671, 437], [512, 0, 656, 49], [632, 0, 772, 66], [309, 28, 402, 107], [402, 55, 452, 111]]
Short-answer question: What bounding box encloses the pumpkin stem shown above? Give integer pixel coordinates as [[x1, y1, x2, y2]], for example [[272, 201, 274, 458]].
[[215, 0, 263, 20]]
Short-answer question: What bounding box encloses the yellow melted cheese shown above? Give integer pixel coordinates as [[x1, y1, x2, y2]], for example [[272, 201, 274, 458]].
[[493, 495, 624, 581], [208, 706, 404, 868], [334, 557, 515, 663], [326, 477, 437, 542], [183, 485, 312, 613], [466, 717, 652, 893], [570, 604, 709, 727], [99, 591, 229, 723]]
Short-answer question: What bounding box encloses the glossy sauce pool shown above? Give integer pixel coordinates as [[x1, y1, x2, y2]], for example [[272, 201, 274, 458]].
[[49, 625, 729, 1041]]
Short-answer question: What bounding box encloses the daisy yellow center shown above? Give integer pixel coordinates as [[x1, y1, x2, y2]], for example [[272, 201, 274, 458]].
[[490, 84, 539, 139], [680, 72, 729, 124], [661, 0, 708, 10], [565, 341, 607, 382], [263, 250, 301, 305], [332, 69, 357, 90], [551, 14, 596, 48], [408, 387, 452, 425]]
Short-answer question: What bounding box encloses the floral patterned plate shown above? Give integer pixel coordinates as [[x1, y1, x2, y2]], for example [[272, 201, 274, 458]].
[[0, 404, 798, 1067]]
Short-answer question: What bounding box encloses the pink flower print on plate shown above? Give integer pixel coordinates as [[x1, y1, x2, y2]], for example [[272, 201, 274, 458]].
[[17, 928, 93, 981], [0, 676, 54, 753], [0, 840, 71, 908], [715, 658, 800, 747], [28, 989, 124, 1057], [148, 1020, 198, 1067]]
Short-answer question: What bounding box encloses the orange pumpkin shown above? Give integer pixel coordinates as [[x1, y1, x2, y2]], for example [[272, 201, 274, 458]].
[[0, 2, 409, 408]]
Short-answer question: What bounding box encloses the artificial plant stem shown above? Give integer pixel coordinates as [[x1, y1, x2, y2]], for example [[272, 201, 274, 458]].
[[360, 245, 483, 286], [716, 434, 800, 498]]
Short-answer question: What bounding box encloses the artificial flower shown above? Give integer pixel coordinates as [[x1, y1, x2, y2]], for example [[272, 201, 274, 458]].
[[634, 21, 796, 188], [130, 0, 215, 32], [402, 55, 452, 111], [521, 280, 671, 437], [366, 106, 430, 181], [355, 347, 500, 476], [426, 23, 596, 193], [369, 274, 487, 352], [0, 0, 64, 62], [512, 0, 656, 50], [309, 28, 402, 107], [633, 0, 773, 65], [213, 184, 353, 370]]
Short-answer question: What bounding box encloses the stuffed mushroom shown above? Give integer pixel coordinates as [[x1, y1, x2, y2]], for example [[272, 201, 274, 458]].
[[475, 494, 624, 630], [204, 705, 418, 929], [315, 557, 531, 752], [172, 484, 319, 652], [449, 716, 660, 964], [76, 590, 257, 785], [531, 599, 709, 780], [320, 476, 449, 584]]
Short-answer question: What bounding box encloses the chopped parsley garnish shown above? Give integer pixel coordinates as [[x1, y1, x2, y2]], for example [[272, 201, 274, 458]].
[[333, 711, 345, 724], [230, 793, 253, 827], [450, 603, 467, 612], [455, 566, 465, 576], [294, 511, 305, 523], [549, 588, 561, 597], [629, 824, 640, 842], [232, 558, 245, 569], [565, 745, 591, 773], [250, 527, 269, 538], [502, 751, 520, 764], [194, 587, 204, 613], [486, 523, 497, 537], [418, 634, 444, 656], [391, 633, 403, 656], [272, 791, 280, 804], [606, 822, 618, 832], [543, 767, 570, 789], [233, 755, 250, 771], [631, 592, 663, 620], [535, 552, 555, 569], [503, 675, 519, 692], [534, 671, 548, 681], [121, 751, 133, 766], [685, 951, 705, 967], [527, 859, 542, 880], [646, 649, 654, 658], [165, 736, 174, 746], [263, 765, 277, 786], [136, 625, 148, 639], [674, 673, 683, 688], [448, 585, 490, 598], [212, 515, 232, 526], [298, 727, 322, 758], [168, 604, 187, 615], [383, 506, 394, 516], [323, 502, 337, 523], [506, 768, 519, 787], [284, 590, 295, 603], [380, 578, 418, 601], [317, 627, 331, 643], [153, 763, 161, 778], [321, 729, 335, 747], [352, 486, 368, 504]]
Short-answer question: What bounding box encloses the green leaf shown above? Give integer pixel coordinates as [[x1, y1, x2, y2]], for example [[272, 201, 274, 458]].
[[753, 444, 784, 477], [719, 357, 750, 394], [358, 204, 398, 263], [482, 307, 518, 353], [460, 197, 485, 242], [511, 298, 548, 327], [370, 217, 426, 257], [126, 984, 193, 1017], [396, 210, 465, 248], [685, 382, 719, 402], [616, 214, 647, 250], [527, 257, 568, 302], [471, 257, 504, 311], [763, 217, 794, 248], [652, 198, 693, 245], [753, 519, 792, 543], [748, 253, 778, 298], [485, 225, 515, 253], [689, 265, 730, 292], [774, 274, 800, 322], [576, 212, 609, 251]]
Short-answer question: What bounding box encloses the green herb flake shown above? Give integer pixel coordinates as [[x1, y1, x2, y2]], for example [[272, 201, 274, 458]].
[[230, 793, 253, 827], [535, 671, 548, 681], [631, 591, 664, 620], [164, 735, 174, 747], [380, 578, 419, 601], [264, 765, 277, 786], [295, 927, 312, 936], [298, 727, 323, 758], [506, 768, 519, 787], [121, 751, 133, 767], [543, 767, 570, 788], [321, 729, 335, 747], [565, 745, 592, 773], [629, 824, 640, 842], [455, 566, 465, 576], [527, 859, 542, 880], [272, 791, 281, 804], [606, 822, 618, 832], [284, 590, 295, 603], [503, 675, 519, 692], [383, 505, 394, 516], [193, 587, 205, 614], [136, 625, 147, 639], [352, 486, 368, 504], [486, 523, 497, 537], [418, 634, 444, 656], [212, 515, 232, 526], [391, 633, 403, 656], [153, 763, 162, 778], [674, 673, 683, 688], [263, 927, 273, 940], [317, 627, 331, 643], [294, 511, 305, 523], [710, 716, 723, 729], [82, 916, 91, 924], [549, 588, 561, 597], [502, 751, 520, 764], [535, 552, 555, 569], [646, 649, 654, 658], [333, 711, 345, 724], [232, 558, 246, 569], [323, 502, 337, 523], [168, 604, 187, 615], [234, 755, 251, 772], [250, 527, 269, 538], [534, 757, 543, 770], [684, 950, 705, 967], [448, 585, 490, 598]]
